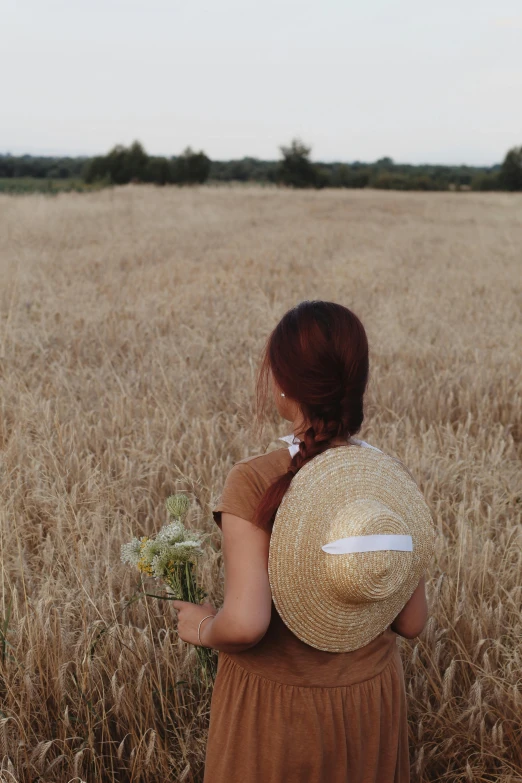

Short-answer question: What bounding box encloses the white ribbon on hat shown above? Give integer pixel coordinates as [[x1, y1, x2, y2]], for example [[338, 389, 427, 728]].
[[321, 534, 413, 554]]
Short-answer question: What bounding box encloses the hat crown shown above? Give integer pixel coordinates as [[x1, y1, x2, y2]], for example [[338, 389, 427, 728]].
[[323, 499, 413, 605]]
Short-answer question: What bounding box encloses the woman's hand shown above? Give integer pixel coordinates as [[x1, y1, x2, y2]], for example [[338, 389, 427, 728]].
[[171, 600, 218, 646], [169, 510, 273, 654]]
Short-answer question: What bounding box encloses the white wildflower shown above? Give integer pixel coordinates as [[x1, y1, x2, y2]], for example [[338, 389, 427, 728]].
[[120, 537, 142, 565], [151, 540, 204, 577], [139, 538, 161, 562], [156, 521, 188, 544], [150, 544, 178, 578]]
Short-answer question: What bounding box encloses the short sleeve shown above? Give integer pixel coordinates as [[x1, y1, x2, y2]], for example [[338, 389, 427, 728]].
[[212, 461, 265, 529]]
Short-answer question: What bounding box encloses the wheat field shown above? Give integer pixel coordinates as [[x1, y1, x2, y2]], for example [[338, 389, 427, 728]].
[[0, 185, 521, 782]]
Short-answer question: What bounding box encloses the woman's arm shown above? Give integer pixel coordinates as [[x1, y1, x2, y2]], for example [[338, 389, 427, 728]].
[[199, 512, 273, 653], [390, 575, 428, 638]]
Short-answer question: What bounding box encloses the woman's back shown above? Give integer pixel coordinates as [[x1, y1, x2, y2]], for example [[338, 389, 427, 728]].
[[205, 438, 411, 782]]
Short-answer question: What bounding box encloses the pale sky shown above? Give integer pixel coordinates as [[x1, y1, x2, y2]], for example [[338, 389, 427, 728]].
[[2, 0, 522, 165]]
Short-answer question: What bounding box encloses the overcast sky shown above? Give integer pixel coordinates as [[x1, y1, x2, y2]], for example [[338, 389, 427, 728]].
[[2, 0, 522, 165]]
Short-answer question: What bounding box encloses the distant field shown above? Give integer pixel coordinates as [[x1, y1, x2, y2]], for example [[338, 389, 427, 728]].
[[0, 186, 520, 782], [0, 177, 99, 194]]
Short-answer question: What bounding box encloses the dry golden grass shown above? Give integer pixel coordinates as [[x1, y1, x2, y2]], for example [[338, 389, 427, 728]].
[[0, 185, 521, 782]]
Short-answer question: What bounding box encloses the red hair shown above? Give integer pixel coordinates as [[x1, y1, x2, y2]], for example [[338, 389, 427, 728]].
[[252, 300, 370, 532]]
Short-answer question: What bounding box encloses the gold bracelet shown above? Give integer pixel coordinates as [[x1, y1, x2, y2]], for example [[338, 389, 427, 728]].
[[197, 614, 215, 646]]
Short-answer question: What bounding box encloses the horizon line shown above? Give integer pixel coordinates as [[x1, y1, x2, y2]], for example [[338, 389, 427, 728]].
[[0, 148, 501, 170]]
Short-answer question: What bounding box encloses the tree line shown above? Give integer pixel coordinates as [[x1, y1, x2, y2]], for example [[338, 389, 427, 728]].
[[1, 139, 522, 191]]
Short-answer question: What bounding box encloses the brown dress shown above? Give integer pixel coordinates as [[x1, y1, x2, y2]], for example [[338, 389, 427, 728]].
[[204, 439, 411, 783]]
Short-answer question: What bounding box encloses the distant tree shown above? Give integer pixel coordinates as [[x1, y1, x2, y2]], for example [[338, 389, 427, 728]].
[[106, 141, 148, 184], [126, 141, 148, 180], [227, 158, 252, 182], [172, 147, 211, 184], [82, 142, 211, 186], [83, 141, 148, 184], [144, 156, 172, 185], [500, 146, 522, 191], [409, 175, 440, 191], [471, 171, 501, 191], [375, 157, 394, 170], [314, 165, 332, 189], [83, 155, 107, 184], [332, 164, 370, 188], [277, 138, 318, 188], [371, 172, 411, 190]]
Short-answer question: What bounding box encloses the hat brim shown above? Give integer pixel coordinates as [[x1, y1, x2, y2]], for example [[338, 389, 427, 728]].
[[268, 446, 435, 652]]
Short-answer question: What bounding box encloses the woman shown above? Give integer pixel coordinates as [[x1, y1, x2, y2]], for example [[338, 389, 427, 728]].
[[173, 300, 430, 782]]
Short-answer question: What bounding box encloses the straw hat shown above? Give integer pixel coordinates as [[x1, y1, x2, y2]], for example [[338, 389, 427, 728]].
[[268, 445, 435, 652]]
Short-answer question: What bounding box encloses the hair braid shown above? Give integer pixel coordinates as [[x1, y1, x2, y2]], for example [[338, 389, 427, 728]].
[[287, 417, 342, 478], [255, 416, 345, 531]]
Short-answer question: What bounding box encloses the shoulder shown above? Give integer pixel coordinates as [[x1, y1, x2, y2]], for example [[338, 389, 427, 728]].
[[225, 445, 290, 489], [213, 446, 289, 527], [236, 446, 288, 467], [231, 445, 289, 475]]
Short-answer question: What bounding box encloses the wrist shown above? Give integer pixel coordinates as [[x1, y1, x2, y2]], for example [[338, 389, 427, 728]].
[[199, 614, 215, 647]]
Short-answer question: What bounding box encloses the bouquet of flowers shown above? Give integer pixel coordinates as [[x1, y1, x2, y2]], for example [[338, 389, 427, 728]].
[[121, 493, 217, 683]]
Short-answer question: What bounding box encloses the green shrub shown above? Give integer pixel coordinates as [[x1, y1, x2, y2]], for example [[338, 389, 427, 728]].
[[277, 138, 319, 188], [471, 172, 502, 191], [500, 146, 522, 191]]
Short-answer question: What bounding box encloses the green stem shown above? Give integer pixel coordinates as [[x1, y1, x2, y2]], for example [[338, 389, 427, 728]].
[[145, 561, 218, 684]]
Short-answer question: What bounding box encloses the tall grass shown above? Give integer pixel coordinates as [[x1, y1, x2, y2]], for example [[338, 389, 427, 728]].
[[0, 185, 520, 782]]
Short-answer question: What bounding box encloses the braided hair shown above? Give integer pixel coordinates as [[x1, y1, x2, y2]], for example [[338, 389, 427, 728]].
[[252, 300, 370, 533]]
